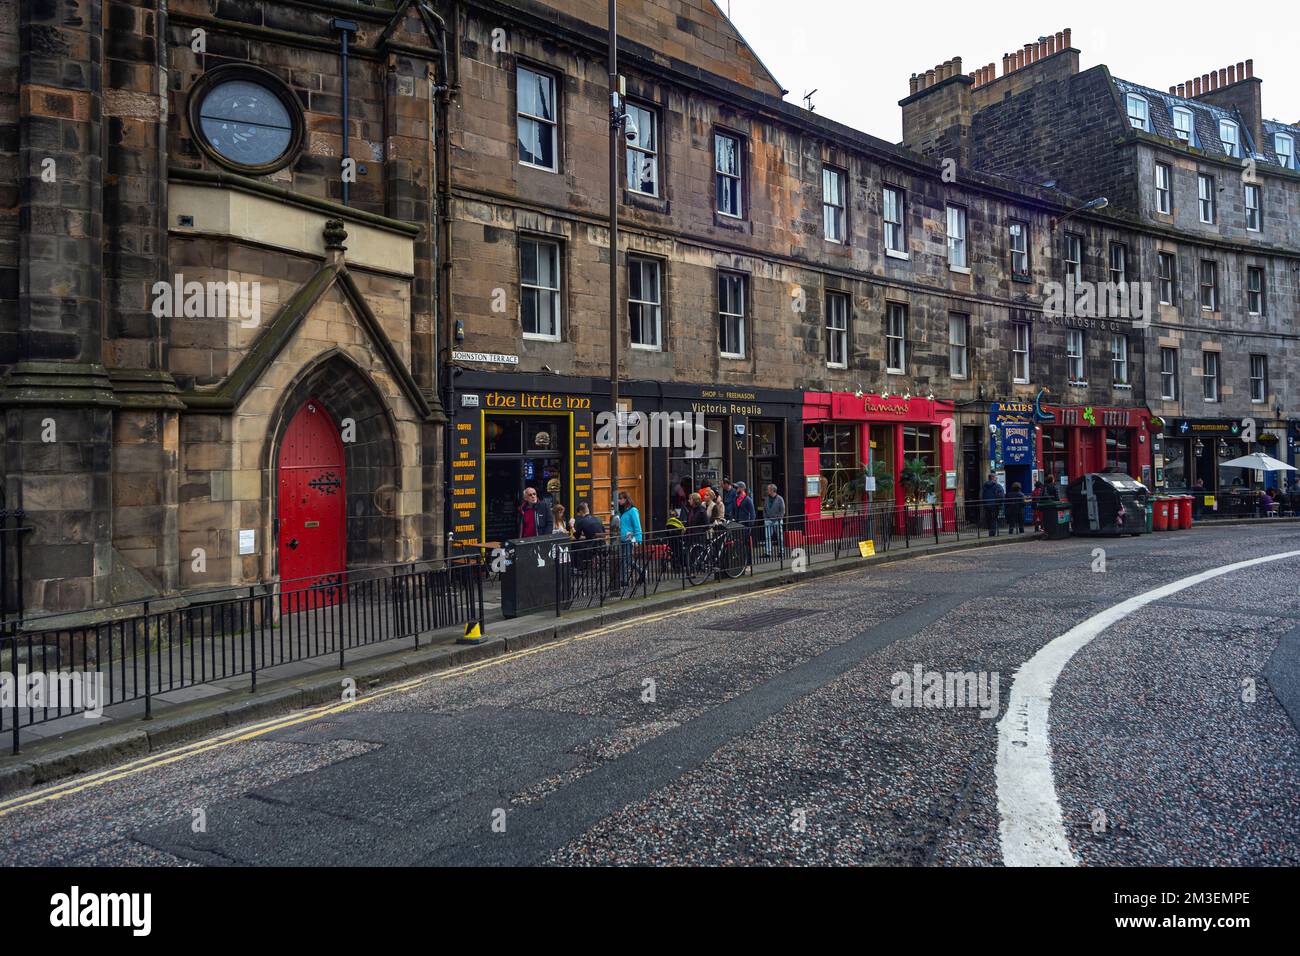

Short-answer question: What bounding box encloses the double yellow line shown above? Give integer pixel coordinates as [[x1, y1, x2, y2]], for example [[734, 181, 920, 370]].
[[0, 586, 790, 817]]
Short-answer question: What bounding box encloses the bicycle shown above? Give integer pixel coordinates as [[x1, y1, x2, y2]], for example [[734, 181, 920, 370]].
[[684, 523, 746, 586]]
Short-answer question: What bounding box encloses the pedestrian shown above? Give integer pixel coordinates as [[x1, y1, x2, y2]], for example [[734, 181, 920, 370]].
[[720, 478, 738, 521], [1260, 488, 1276, 517], [735, 481, 756, 570], [617, 491, 642, 586], [703, 487, 726, 524], [980, 472, 1005, 536], [551, 502, 572, 536], [1031, 479, 1045, 531], [764, 483, 786, 557], [516, 486, 553, 538], [571, 502, 603, 573], [1005, 482, 1026, 534], [1043, 472, 1061, 501]]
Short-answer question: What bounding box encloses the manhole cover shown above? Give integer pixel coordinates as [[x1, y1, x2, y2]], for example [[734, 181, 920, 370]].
[[704, 607, 823, 631]]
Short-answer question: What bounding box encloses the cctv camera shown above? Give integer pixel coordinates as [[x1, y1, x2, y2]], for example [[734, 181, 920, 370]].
[[623, 115, 638, 143]]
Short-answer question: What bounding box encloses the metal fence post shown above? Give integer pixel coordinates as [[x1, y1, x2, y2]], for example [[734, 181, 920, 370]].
[[932, 503, 939, 544], [555, 541, 562, 618], [8, 624, 18, 754], [249, 586, 258, 693], [142, 600, 152, 721]]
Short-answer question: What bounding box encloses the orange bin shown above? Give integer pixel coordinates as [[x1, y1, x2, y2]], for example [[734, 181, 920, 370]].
[[1153, 498, 1169, 531]]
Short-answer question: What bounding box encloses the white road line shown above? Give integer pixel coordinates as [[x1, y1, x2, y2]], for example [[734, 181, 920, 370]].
[[996, 547, 1300, 867]]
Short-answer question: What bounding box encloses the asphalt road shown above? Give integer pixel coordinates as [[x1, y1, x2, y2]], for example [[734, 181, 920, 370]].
[[3, 523, 1298, 866]]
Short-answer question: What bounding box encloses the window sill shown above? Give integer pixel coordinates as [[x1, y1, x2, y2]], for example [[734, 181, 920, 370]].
[[630, 343, 662, 352], [885, 368, 905, 376], [1012, 274, 1032, 284], [522, 333, 562, 343], [1113, 383, 1133, 390], [949, 265, 971, 275], [885, 249, 910, 261], [720, 352, 747, 361], [519, 161, 559, 174], [826, 362, 848, 370]]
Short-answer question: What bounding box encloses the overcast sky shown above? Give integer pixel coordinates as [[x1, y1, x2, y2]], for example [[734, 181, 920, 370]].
[[723, 0, 1300, 143]]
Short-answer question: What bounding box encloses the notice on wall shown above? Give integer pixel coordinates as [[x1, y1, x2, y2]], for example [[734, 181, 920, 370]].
[[858, 540, 876, 558], [238, 529, 255, 555]]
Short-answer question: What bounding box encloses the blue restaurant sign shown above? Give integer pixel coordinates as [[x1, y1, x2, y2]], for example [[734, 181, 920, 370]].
[[990, 402, 1037, 469]]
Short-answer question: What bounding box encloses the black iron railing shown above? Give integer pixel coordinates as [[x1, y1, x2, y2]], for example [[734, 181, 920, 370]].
[[0, 556, 483, 753]]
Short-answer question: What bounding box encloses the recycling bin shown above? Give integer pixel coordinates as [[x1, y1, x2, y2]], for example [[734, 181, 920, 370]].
[[1153, 497, 1169, 531], [1067, 473, 1150, 536], [1038, 499, 1072, 540], [1179, 495, 1194, 529], [1168, 496, 1182, 529]]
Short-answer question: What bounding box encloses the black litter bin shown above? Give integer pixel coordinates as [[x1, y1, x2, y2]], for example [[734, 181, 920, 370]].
[[1038, 499, 1072, 539], [1066, 473, 1150, 536], [500, 534, 572, 618]]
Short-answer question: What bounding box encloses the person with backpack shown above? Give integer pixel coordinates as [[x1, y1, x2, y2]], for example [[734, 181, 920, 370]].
[[980, 473, 1005, 536]]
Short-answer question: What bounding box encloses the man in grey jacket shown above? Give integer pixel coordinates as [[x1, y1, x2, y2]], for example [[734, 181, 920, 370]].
[[764, 483, 786, 557]]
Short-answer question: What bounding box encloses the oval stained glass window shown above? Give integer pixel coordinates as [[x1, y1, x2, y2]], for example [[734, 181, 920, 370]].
[[197, 79, 295, 169]]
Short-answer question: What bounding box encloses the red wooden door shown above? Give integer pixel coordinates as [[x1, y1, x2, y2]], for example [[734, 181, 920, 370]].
[[277, 400, 346, 611]]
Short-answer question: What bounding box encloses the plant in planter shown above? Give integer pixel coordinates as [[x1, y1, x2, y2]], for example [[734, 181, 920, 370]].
[[900, 458, 935, 504]]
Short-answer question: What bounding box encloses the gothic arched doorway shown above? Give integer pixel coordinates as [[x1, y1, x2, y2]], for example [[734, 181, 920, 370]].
[[277, 398, 346, 609]]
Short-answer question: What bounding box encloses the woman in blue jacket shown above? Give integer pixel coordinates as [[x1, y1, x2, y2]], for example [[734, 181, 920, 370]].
[[617, 491, 643, 586]]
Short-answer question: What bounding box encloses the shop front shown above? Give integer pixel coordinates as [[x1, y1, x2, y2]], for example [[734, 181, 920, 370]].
[[801, 392, 956, 518], [1038, 402, 1153, 487], [447, 370, 803, 545], [986, 399, 1152, 507], [1159, 417, 1275, 511]]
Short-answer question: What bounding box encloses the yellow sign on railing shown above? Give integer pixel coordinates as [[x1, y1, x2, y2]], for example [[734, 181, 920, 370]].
[[858, 540, 876, 557]]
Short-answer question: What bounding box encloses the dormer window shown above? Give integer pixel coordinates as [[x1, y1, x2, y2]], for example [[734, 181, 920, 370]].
[[1219, 119, 1241, 158], [1275, 132, 1295, 169], [1172, 107, 1193, 143], [1126, 94, 1150, 131]]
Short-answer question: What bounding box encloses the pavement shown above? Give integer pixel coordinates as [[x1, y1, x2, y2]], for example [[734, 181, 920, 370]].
[[1, 522, 1298, 866]]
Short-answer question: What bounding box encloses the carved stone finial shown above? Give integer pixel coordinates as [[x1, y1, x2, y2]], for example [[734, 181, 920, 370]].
[[324, 219, 349, 252]]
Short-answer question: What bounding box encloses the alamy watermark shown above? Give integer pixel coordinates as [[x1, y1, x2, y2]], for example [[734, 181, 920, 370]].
[[594, 410, 705, 454], [151, 275, 262, 328], [0, 668, 106, 718], [890, 665, 1000, 719], [1042, 278, 1152, 326]]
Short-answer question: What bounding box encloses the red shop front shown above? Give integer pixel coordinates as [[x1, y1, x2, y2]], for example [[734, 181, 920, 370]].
[[1037, 403, 1154, 487], [802, 391, 957, 518]]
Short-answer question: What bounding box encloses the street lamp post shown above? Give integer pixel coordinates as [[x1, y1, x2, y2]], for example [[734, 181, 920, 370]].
[[607, 0, 622, 535]]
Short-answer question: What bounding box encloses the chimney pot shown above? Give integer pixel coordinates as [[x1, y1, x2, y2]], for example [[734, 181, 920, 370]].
[[1218, 67, 1227, 87], [1245, 58, 1253, 77], [1063, 27, 1071, 48], [953, 56, 962, 75], [1228, 64, 1236, 83], [910, 73, 918, 95], [926, 68, 935, 87]]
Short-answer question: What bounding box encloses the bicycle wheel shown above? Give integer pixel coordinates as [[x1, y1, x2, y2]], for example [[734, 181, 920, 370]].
[[721, 535, 746, 578], [685, 544, 713, 586]]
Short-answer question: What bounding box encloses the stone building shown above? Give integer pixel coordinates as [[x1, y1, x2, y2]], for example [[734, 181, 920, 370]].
[[945, 38, 1300, 498], [2, 0, 450, 615], [3, 0, 1295, 617]]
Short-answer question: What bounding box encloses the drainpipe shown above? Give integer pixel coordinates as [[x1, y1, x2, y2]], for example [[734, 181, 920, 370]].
[[418, 2, 457, 557], [332, 19, 358, 206]]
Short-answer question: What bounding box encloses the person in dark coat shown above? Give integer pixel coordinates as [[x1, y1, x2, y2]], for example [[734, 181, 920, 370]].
[[1005, 482, 1026, 534], [734, 481, 757, 569], [517, 486, 553, 538], [721, 479, 738, 521], [980, 473, 1005, 536], [570, 502, 604, 572]]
